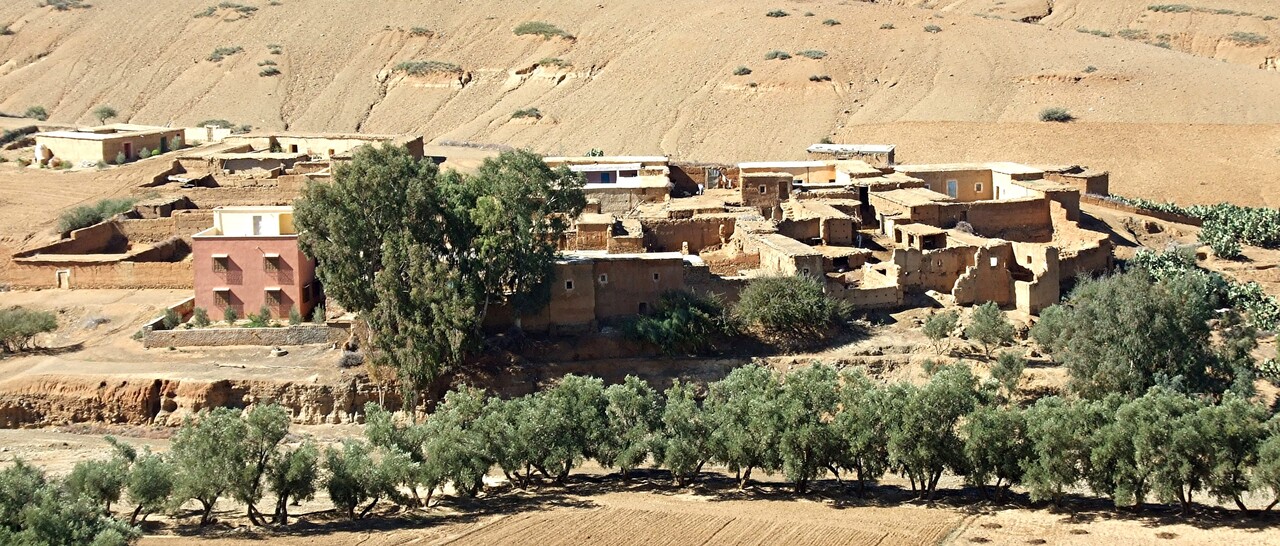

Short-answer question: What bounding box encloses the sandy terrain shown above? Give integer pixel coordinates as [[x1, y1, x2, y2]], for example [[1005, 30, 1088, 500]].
[[0, 1, 1274, 164]]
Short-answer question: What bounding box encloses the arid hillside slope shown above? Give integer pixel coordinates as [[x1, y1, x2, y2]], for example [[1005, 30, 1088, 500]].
[[0, 1, 1276, 205]]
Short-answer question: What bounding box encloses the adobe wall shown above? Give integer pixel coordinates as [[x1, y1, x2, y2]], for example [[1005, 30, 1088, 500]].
[[828, 281, 903, 309], [1078, 194, 1202, 226], [18, 221, 125, 256], [591, 259, 685, 319], [907, 169, 991, 201], [778, 219, 819, 244], [607, 235, 644, 254], [669, 163, 726, 195], [574, 225, 610, 251], [5, 261, 192, 289], [118, 218, 177, 243], [758, 244, 823, 278], [511, 261, 597, 334], [684, 264, 746, 304], [740, 174, 791, 217], [143, 325, 347, 349], [1059, 237, 1113, 281], [892, 246, 976, 293], [643, 217, 735, 253], [1046, 171, 1109, 196], [938, 198, 1052, 242], [1011, 243, 1060, 314], [585, 186, 669, 214], [174, 210, 215, 237]]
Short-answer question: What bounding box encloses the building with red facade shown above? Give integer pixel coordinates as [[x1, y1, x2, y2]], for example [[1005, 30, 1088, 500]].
[[191, 206, 319, 319]]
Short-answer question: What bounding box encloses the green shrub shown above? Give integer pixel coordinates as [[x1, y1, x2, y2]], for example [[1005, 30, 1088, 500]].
[[25, 106, 48, 121], [1039, 107, 1074, 122], [259, 66, 281, 77], [511, 107, 543, 119], [733, 66, 752, 76], [823, 18, 840, 26], [191, 307, 211, 328], [224, 307, 239, 324], [1226, 31, 1269, 46], [880, 22, 895, 29], [258, 59, 277, 66], [803, 11, 815, 17], [409, 26, 432, 37], [248, 305, 273, 328], [311, 304, 325, 324], [197, 119, 234, 129], [765, 9, 789, 17], [162, 308, 180, 330], [733, 275, 845, 347], [538, 57, 571, 68], [1147, 4, 1193, 13], [923, 310, 960, 355], [288, 306, 302, 325], [207, 46, 243, 62], [93, 105, 117, 124], [139, 148, 151, 159], [809, 74, 831, 82], [57, 197, 136, 233], [924, 24, 943, 33], [796, 49, 827, 59], [41, 0, 91, 11], [392, 60, 462, 75], [193, 2, 256, 18], [1117, 28, 1149, 40], [623, 291, 734, 355], [513, 21, 572, 39], [114, 151, 127, 164], [1076, 27, 1113, 37], [267, 44, 283, 54], [193, 6, 216, 17], [764, 50, 792, 60], [1083, 65, 1098, 73], [0, 306, 58, 352]]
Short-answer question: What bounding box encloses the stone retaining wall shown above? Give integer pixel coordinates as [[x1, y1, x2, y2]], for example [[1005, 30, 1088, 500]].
[[144, 324, 348, 348]]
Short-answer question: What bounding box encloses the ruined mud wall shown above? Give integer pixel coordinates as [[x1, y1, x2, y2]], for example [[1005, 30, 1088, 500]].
[[939, 198, 1052, 242], [5, 261, 193, 289], [18, 221, 125, 257], [643, 217, 735, 253]]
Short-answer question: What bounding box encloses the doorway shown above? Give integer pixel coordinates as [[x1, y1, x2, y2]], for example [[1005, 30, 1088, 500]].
[[56, 270, 70, 289], [946, 179, 958, 198], [123, 143, 133, 161]]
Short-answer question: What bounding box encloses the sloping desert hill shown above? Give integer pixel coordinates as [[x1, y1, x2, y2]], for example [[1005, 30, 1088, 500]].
[[0, 0, 1276, 205]]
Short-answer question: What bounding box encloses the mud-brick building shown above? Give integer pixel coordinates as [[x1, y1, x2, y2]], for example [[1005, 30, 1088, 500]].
[[191, 206, 319, 319], [33, 124, 184, 166]]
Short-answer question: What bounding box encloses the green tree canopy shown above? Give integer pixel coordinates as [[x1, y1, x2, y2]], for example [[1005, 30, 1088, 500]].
[[733, 275, 845, 347], [705, 364, 783, 488], [964, 302, 1014, 359], [294, 146, 585, 409]]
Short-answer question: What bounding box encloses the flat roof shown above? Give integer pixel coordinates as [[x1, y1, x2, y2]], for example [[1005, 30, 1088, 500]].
[[212, 152, 309, 160], [738, 160, 829, 169], [576, 213, 615, 225], [894, 162, 1043, 176], [570, 163, 641, 172], [872, 187, 954, 207], [807, 144, 895, 154], [1007, 178, 1078, 193], [987, 162, 1044, 176], [558, 250, 703, 266], [896, 223, 947, 236], [783, 201, 851, 221], [37, 124, 179, 141], [835, 160, 884, 177], [213, 205, 294, 212], [545, 155, 668, 163], [755, 233, 822, 256]]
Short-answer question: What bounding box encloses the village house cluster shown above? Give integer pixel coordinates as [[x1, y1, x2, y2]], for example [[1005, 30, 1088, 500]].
[[12, 124, 1115, 335]]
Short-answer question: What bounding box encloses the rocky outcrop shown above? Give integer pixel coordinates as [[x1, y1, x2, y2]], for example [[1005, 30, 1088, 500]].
[[0, 374, 401, 428]]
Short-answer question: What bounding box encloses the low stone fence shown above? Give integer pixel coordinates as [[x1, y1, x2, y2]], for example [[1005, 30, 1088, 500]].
[[144, 324, 348, 348]]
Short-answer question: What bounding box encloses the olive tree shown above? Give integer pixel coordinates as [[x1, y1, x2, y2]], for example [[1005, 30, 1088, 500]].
[[834, 368, 898, 494], [125, 450, 174, 525], [266, 441, 319, 524], [888, 364, 980, 500], [922, 310, 959, 355], [659, 379, 711, 486], [598, 376, 663, 479], [705, 364, 782, 489], [963, 404, 1030, 499], [964, 302, 1014, 359], [777, 363, 842, 494], [171, 408, 248, 526]]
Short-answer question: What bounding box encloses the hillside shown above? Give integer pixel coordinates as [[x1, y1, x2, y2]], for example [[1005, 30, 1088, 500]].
[[0, 0, 1276, 205]]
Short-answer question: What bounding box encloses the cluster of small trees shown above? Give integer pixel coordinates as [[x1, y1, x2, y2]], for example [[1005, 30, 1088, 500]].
[[922, 301, 1015, 359], [624, 275, 849, 355], [56, 196, 137, 233], [183, 304, 322, 329]]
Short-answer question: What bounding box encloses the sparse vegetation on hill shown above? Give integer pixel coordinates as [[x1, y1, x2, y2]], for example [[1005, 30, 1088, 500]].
[[1226, 31, 1269, 46], [408, 26, 432, 37], [808, 74, 831, 82], [510, 107, 542, 120], [57, 196, 135, 233], [924, 24, 943, 33], [1148, 4, 1194, 13], [796, 49, 827, 59], [732, 66, 752, 76], [1039, 106, 1074, 122], [880, 22, 895, 29], [764, 50, 791, 60], [1, 25, 13, 36], [207, 46, 244, 62], [392, 60, 461, 75], [40, 0, 91, 11], [266, 44, 283, 55], [193, 2, 257, 18], [1108, 196, 1280, 261], [538, 57, 571, 68], [822, 18, 840, 26], [765, 9, 788, 18], [24, 106, 48, 121], [513, 21, 572, 40], [259, 66, 281, 77], [1077, 27, 1113, 37], [0, 306, 57, 353]]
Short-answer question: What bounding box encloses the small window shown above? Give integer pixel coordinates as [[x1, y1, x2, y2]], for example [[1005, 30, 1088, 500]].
[[263, 255, 280, 273], [565, 280, 574, 291], [759, 184, 767, 194], [989, 257, 999, 267], [213, 256, 229, 272], [652, 273, 660, 282], [214, 290, 231, 308], [638, 302, 648, 314], [598, 274, 608, 284], [975, 182, 984, 193], [1026, 255, 1033, 264]]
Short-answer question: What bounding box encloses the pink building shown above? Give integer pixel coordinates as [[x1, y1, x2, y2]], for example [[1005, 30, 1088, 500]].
[[191, 206, 319, 319]]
